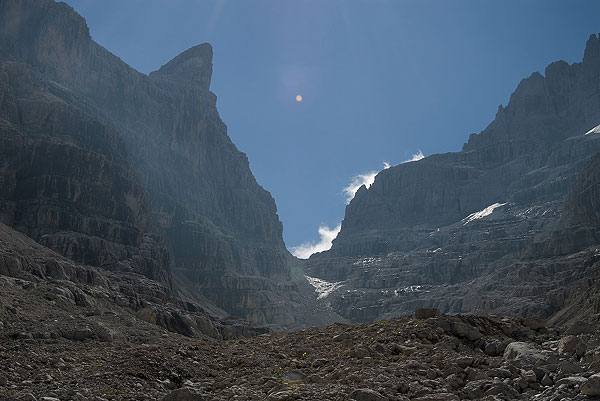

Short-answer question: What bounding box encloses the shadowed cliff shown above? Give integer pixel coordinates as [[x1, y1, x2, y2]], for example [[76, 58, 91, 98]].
[[305, 33, 600, 324], [0, 0, 334, 328]]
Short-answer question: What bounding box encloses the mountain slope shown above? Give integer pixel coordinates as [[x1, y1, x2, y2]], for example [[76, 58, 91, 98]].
[[305, 33, 600, 323], [0, 0, 330, 328]]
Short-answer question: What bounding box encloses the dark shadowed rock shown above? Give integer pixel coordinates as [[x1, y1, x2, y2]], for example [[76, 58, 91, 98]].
[[415, 308, 440, 319], [0, 0, 330, 328]]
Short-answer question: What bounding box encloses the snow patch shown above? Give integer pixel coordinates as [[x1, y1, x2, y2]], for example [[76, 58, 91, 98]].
[[394, 285, 423, 296], [352, 257, 383, 267], [585, 124, 600, 135], [304, 275, 342, 299], [462, 203, 506, 225]]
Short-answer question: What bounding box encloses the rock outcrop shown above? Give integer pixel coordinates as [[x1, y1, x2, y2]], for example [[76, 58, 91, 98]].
[[305, 33, 600, 324], [0, 0, 330, 328], [0, 221, 265, 340]]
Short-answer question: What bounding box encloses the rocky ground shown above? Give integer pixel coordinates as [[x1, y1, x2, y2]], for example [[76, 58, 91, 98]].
[[1, 276, 600, 401]]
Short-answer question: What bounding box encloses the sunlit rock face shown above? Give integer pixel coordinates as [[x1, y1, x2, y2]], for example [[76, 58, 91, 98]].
[[0, 0, 326, 327], [305, 33, 600, 324]]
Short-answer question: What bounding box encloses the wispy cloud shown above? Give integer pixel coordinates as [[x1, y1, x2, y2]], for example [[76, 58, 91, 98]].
[[402, 150, 424, 163], [293, 151, 425, 259], [342, 162, 391, 204], [291, 224, 341, 259]]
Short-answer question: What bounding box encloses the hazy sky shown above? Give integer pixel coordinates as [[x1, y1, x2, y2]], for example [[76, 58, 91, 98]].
[[63, 0, 600, 255]]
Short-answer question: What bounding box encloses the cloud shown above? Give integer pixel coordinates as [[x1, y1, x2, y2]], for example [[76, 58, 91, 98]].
[[343, 162, 391, 204], [292, 152, 424, 260], [290, 224, 341, 259], [402, 150, 424, 163]]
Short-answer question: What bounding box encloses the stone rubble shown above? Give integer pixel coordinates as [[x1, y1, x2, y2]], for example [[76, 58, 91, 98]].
[[1, 287, 600, 401]]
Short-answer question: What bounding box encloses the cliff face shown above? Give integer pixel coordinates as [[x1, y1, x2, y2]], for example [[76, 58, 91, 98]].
[[332, 33, 600, 256], [0, 0, 323, 327], [560, 148, 600, 229], [0, 57, 170, 284], [305, 34, 600, 324]]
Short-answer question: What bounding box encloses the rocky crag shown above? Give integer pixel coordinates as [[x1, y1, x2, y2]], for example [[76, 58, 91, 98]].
[[0, 0, 336, 328], [305, 33, 600, 324]]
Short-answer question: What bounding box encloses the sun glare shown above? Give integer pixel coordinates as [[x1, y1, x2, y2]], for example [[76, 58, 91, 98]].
[[296, 94, 303, 102]]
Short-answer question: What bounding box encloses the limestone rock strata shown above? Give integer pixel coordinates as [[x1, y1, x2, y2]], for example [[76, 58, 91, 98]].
[[0, 60, 170, 283], [305, 33, 600, 324], [335, 34, 600, 255], [0, 221, 265, 339], [0, 0, 324, 327]]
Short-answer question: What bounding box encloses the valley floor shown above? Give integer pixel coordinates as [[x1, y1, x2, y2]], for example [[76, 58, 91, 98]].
[[1, 275, 599, 401]]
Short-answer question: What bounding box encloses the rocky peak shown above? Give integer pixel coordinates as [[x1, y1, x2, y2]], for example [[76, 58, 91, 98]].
[[0, 0, 92, 70], [150, 44, 213, 90], [464, 33, 600, 154], [0, 0, 329, 329], [324, 32, 600, 259], [583, 33, 600, 65]]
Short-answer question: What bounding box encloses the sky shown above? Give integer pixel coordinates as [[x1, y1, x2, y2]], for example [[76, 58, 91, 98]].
[[63, 0, 600, 257]]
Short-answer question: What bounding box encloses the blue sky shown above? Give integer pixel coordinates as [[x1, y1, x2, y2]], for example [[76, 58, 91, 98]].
[[63, 0, 600, 255]]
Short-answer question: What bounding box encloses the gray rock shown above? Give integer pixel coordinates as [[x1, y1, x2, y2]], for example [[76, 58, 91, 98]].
[[558, 361, 583, 375], [456, 356, 474, 368], [564, 321, 596, 336], [541, 374, 553, 386], [350, 345, 371, 358], [61, 327, 94, 341], [522, 369, 537, 383], [484, 382, 521, 398], [311, 358, 328, 368], [350, 388, 387, 401], [450, 321, 481, 341], [412, 394, 459, 401], [558, 336, 585, 356], [267, 392, 296, 401], [504, 342, 547, 365], [554, 376, 587, 387], [484, 340, 502, 356], [162, 388, 205, 401], [581, 373, 600, 396]]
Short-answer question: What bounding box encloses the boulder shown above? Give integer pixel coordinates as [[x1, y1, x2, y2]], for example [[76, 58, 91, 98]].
[[503, 342, 547, 365], [581, 373, 600, 396], [558, 335, 586, 356]]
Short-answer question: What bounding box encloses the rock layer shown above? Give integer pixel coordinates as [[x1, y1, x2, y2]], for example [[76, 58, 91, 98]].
[[305, 33, 600, 324], [0, 0, 326, 327]]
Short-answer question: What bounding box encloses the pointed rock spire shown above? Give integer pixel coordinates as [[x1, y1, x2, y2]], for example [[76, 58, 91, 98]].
[[150, 43, 213, 90]]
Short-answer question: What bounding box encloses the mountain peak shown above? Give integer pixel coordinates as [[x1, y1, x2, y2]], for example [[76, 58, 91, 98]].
[[584, 33, 600, 64], [150, 43, 213, 90]]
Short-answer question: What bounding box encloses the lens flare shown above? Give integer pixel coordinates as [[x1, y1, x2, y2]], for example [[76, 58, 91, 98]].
[[296, 94, 303, 102]]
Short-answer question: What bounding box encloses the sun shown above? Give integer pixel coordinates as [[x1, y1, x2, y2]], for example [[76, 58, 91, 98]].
[[296, 94, 303, 102]]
